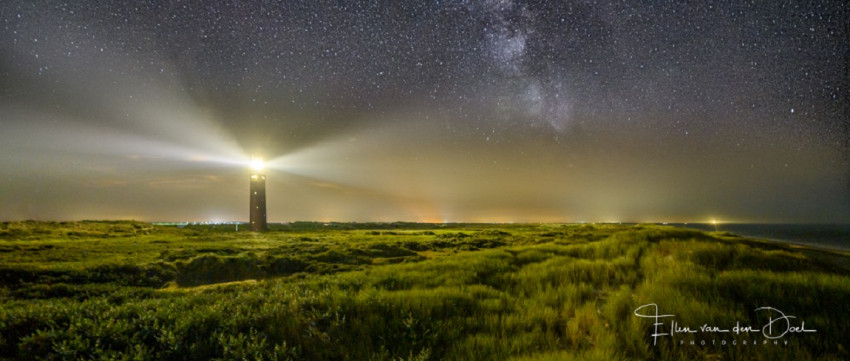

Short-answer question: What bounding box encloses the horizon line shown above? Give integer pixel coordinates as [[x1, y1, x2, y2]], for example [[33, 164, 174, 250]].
[[3, 219, 849, 226]]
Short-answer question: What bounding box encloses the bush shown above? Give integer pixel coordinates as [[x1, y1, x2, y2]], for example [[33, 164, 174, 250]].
[[176, 254, 263, 286]]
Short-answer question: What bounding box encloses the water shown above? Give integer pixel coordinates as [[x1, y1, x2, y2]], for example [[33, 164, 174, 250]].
[[666, 223, 850, 252]]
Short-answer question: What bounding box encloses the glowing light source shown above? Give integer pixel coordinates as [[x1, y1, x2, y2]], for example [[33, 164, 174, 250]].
[[250, 158, 265, 171]]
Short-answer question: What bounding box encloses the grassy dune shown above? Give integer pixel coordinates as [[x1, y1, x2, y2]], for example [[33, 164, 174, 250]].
[[1, 221, 848, 360]]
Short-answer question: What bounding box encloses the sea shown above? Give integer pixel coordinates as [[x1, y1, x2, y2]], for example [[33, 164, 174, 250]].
[[665, 223, 850, 252]]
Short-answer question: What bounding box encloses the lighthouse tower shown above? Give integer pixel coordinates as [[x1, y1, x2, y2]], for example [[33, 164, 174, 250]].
[[249, 159, 267, 232]]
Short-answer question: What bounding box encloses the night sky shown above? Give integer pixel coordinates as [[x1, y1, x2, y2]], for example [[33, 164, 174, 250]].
[[1, 1, 848, 223]]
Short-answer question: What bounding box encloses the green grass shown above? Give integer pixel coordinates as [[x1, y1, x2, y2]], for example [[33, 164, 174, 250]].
[[1, 221, 848, 360]]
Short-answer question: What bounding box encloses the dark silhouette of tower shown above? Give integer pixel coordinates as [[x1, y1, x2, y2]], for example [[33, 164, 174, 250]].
[[249, 173, 267, 231]]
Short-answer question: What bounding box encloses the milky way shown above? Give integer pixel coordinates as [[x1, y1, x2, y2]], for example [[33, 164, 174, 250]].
[[1, 1, 848, 223]]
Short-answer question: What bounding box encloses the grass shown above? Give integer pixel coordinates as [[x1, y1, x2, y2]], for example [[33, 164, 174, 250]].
[[1, 221, 849, 360]]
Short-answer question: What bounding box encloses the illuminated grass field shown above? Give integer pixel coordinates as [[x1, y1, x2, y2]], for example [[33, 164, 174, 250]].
[[1, 221, 849, 360]]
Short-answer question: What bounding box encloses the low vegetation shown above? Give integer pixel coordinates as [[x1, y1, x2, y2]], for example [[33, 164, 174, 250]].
[[1, 221, 848, 360]]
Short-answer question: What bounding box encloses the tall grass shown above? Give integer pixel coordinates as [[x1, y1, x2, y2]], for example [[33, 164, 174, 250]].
[[1, 222, 848, 360]]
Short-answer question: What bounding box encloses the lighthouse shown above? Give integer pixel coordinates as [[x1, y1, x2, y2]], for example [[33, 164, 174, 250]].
[[249, 158, 267, 232]]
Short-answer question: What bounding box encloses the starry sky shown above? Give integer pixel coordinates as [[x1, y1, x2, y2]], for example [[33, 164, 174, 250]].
[[1, 0, 848, 223]]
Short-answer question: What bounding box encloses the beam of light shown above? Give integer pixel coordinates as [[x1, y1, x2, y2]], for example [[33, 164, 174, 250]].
[[264, 122, 428, 191], [2, 109, 248, 172], [1, 28, 254, 173], [260, 118, 585, 223]]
